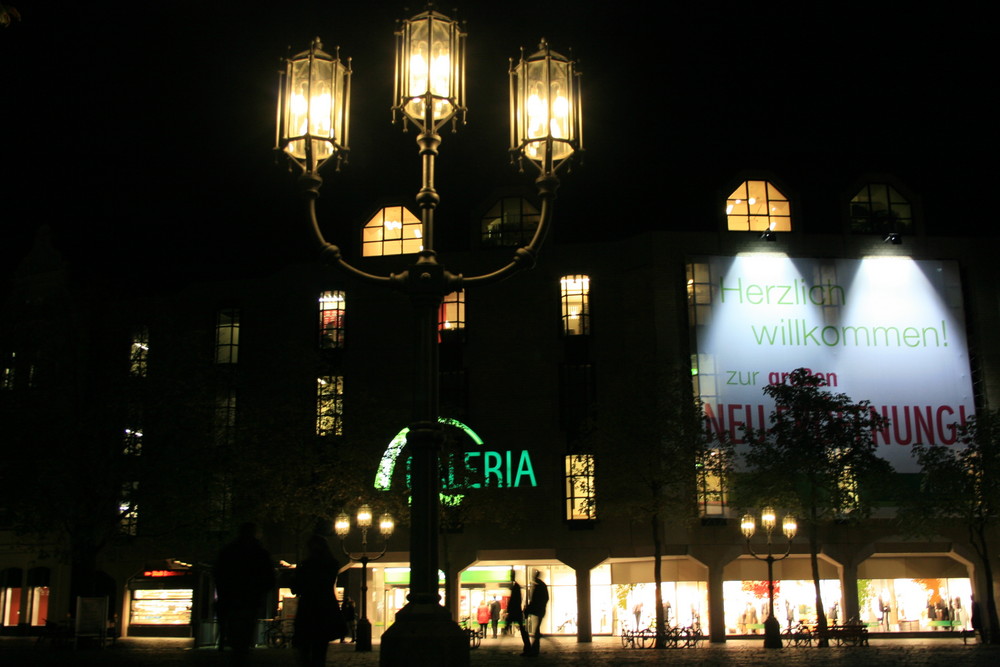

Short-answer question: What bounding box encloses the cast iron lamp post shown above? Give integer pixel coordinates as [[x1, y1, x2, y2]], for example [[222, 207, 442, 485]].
[[335, 506, 394, 652], [741, 507, 797, 649], [275, 8, 582, 666]]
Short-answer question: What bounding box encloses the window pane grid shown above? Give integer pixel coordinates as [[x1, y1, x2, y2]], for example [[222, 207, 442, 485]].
[[481, 197, 540, 247], [438, 291, 465, 335], [565, 454, 596, 520], [560, 275, 590, 336], [215, 309, 240, 364], [319, 290, 346, 349], [362, 206, 423, 257], [726, 180, 791, 232], [317, 375, 344, 436], [130, 326, 149, 377]]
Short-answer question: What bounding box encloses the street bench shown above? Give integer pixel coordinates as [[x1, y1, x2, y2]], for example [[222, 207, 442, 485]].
[[929, 620, 976, 644], [818, 623, 869, 646]]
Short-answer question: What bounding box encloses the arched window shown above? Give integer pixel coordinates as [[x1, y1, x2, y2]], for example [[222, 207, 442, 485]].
[[481, 197, 540, 247], [362, 206, 423, 257], [849, 183, 912, 235], [726, 180, 791, 232]]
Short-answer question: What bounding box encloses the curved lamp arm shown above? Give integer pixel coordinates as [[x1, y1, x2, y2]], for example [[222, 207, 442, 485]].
[[302, 174, 393, 287], [462, 175, 559, 287]]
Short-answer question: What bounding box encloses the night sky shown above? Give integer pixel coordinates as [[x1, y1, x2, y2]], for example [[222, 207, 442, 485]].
[[1, 3, 994, 292]]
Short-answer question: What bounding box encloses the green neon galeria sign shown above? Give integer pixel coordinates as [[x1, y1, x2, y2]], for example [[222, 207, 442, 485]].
[[375, 418, 537, 505]]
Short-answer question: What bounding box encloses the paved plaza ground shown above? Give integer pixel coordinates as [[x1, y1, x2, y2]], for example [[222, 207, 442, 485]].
[[4, 635, 1000, 666]]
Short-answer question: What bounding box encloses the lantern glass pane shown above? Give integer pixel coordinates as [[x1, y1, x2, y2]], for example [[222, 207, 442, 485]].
[[286, 58, 344, 161], [522, 58, 573, 162], [404, 17, 455, 122]]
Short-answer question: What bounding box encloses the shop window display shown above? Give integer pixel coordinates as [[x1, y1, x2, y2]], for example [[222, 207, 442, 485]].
[[723, 579, 842, 634], [613, 581, 708, 634], [857, 577, 972, 632]]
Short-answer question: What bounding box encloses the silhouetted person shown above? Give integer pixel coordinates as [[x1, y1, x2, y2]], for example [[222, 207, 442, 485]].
[[507, 575, 527, 651], [291, 535, 346, 667], [522, 570, 548, 657], [215, 523, 275, 665], [971, 595, 984, 643], [341, 597, 356, 643], [489, 596, 501, 638]]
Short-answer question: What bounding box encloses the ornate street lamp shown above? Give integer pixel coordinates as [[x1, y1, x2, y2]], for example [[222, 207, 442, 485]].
[[741, 507, 797, 649], [335, 505, 394, 652], [275, 8, 582, 667]]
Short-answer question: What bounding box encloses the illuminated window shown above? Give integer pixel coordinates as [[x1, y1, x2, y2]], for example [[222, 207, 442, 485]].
[[726, 180, 791, 232], [215, 389, 237, 447], [319, 291, 346, 349], [119, 482, 139, 536], [130, 326, 149, 377], [123, 426, 143, 456], [362, 206, 423, 257], [438, 291, 465, 339], [565, 454, 596, 520], [317, 376, 344, 436], [481, 197, 540, 247], [837, 463, 860, 516], [691, 353, 718, 407], [1, 352, 13, 390], [696, 448, 728, 517], [560, 275, 590, 336], [215, 309, 239, 364], [850, 183, 913, 235], [686, 262, 713, 328]]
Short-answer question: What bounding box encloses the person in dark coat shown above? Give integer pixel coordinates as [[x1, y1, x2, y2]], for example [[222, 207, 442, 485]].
[[522, 570, 549, 656], [507, 574, 528, 651], [489, 596, 501, 638], [341, 597, 356, 643], [291, 535, 346, 667], [215, 522, 275, 666]]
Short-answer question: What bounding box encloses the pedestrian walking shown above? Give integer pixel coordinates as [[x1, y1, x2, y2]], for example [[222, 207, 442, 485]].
[[489, 596, 501, 638], [214, 523, 275, 666], [522, 570, 548, 657], [291, 535, 346, 667]]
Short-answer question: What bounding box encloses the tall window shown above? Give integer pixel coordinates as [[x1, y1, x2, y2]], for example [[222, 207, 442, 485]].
[[362, 206, 423, 257], [319, 291, 346, 349], [130, 326, 149, 377], [565, 454, 596, 520], [123, 426, 143, 456], [119, 482, 139, 536], [215, 308, 240, 364], [438, 291, 465, 339], [726, 180, 791, 232], [696, 448, 728, 517], [214, 389, 237, 447], [481, 197, 540, 247], [560, 275, 590, 336], [317, 376, 344, 436], [850, 183, 912, 235], [1, 352, 13, 390]]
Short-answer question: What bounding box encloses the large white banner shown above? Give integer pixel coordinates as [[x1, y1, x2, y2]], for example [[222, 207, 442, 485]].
[[692, 255, 975, 472]]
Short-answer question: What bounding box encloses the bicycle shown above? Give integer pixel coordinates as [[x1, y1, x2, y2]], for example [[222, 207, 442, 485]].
[[459, 617, 484, 649]]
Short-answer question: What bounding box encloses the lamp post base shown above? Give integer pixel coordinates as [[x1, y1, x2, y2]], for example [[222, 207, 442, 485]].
[[763, 616, 783, 649], [355, 618, 373, 652], [379, 601, 469, 667]]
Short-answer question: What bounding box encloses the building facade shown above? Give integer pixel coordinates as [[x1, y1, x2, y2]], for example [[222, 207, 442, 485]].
[[2, 176, 998, 643]]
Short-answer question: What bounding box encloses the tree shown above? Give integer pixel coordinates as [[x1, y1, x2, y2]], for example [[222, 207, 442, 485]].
[[739, 368, 892, 647], [910, 410, 1000, 644], [586, 369, 731, 647]]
